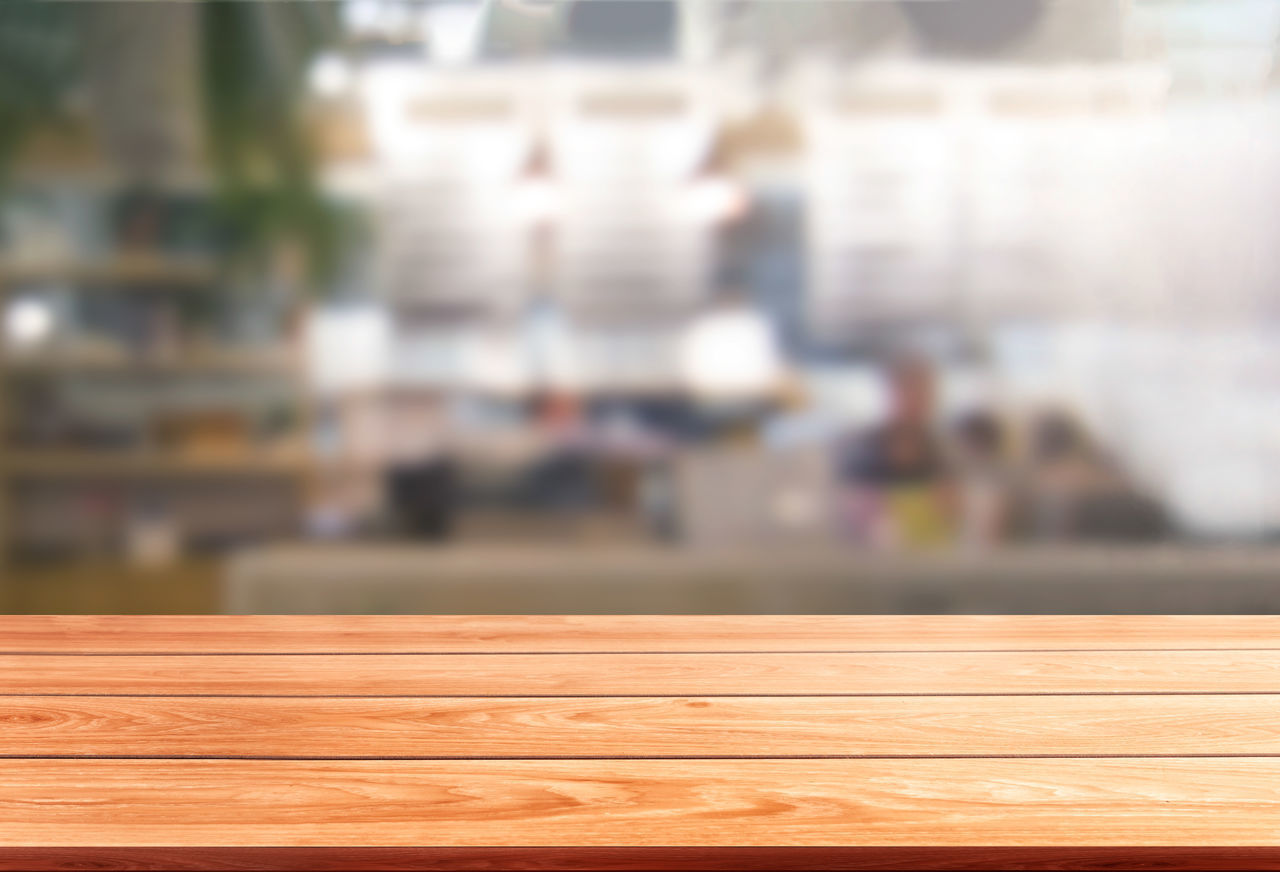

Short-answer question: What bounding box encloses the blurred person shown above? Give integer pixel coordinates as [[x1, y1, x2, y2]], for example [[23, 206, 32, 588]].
[[1020, 410, 1115, 540], [1019, 409, 1169, 542], [838, 355, 955, 548], [949, 409, 1012, 549], [517, 390, 595, 511]]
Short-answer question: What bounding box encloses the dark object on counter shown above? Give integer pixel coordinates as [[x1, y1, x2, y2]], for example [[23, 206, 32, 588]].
[[386, 458, 459, 542]]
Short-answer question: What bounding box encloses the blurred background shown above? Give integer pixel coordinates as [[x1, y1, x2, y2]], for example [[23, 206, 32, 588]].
[[3, 0, 1280, 614]]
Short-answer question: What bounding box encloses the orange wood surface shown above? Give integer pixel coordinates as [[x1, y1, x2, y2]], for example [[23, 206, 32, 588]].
[[7, 757, 1280, 847], [6, 693, 1280, 757], [3, 616, 1280, 871], [6, 649, 1280, 695], [5, 614, 1280, 652]]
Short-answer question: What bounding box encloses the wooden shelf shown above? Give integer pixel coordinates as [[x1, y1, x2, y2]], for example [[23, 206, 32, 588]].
[[0, 255, 219, 290], [0, 202, 307, 567], [2, 352, 297, 378], [1, 450, 310, 479]]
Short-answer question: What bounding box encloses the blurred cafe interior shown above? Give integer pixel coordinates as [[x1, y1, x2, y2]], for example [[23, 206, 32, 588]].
[[4, 0, 1280, 613]]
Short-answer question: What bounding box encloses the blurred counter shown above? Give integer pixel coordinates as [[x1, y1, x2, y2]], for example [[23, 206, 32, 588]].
[[226, 544, 1280, 614]]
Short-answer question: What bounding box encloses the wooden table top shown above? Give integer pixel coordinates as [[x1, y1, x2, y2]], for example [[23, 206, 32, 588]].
[[4, 615, 1280, 871]]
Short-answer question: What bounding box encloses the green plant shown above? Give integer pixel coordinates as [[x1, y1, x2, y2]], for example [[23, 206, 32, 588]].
[[0, 2, 79, 186], [0, 0, 358, 287], [198, 1, 357, 286]]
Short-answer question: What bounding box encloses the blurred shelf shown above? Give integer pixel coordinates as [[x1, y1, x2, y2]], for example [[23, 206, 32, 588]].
[[0, 558, 222, 614], [0, 193, 306, 566], [0, 255, 219, 290], [0, 450, 310, 479], [2, 351, 297, 378]]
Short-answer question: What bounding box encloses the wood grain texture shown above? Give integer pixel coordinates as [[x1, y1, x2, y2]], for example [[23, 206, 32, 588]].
[[7, 615, 1280, 870], [6, 758, 1280, 847], [7, 650, 1280, 696], [5, 847, 1280, 872], [6, 615, 1280, 654], [7, 694, 1280, 758]]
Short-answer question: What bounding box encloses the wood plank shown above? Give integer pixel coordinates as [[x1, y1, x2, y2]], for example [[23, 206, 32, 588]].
[[6, 694, 1280, 758], [7, 650, 1280, 696], [5, 758, 1280, 847], [5, 846, 1280, 872], [6, 615, 1280, 654]]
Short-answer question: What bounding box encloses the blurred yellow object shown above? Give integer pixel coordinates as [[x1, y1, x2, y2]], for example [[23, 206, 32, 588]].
[[154, 410, 251, 458], [887, 486, 952, 548]]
